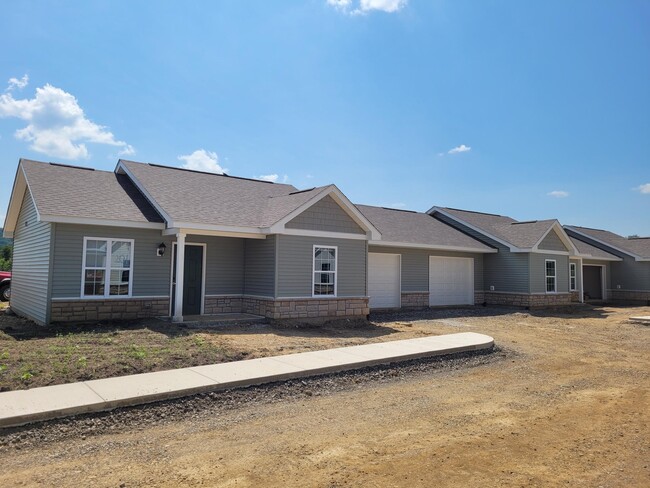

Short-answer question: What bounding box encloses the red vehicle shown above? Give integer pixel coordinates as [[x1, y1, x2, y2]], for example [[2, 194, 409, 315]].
[[0, 271, 10, 302]]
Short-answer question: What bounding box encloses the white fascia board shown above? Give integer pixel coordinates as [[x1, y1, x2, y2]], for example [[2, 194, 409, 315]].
[[268, 185, 382, 240], [369, 240, 498, 253], [39, 215, 165, 230], [3, 162, 30, 236], [532, 221, 578, 255], [163, 226, 267, 239], [279, 228, 368, 240], [171, 221, 265, 235], [564, 226, 642, 261], [428, 207, 518, 251], [575, 253, 622, 262], [115, 161, 173, 224], [531, 249, 570, 256]]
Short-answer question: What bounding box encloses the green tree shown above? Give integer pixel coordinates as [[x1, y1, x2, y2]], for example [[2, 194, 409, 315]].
[[0, 245, 12, 271]]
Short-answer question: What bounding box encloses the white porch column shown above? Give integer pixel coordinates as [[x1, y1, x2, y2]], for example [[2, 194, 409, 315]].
[[173, 232, 186, 322], [579, 259, 584, 303]]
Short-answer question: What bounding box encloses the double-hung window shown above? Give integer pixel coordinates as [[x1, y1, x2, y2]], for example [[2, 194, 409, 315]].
[[82, 237, 134, 298], [313, 246, 337, 296], [569, 263, 577, 291], [545, 259, 556, 293]]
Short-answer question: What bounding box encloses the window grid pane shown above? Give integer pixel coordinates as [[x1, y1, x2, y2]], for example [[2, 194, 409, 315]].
[[83, 238, 132, 298], [314, 247, 336, 296]]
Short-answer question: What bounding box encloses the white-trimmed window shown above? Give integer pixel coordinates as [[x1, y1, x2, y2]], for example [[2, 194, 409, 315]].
[[545, 259, 556, 293], [569, 263, 577, 291], [313, 246, 337, 296], [82, 237, 134, 298]]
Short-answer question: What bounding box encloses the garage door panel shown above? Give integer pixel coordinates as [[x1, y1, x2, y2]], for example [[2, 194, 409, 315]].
[[429, 256, 473, 306], [369, 253, 400, 309]]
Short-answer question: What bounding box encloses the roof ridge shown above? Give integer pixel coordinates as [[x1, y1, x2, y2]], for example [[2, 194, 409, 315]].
[[444, 207, 505, 217], [120, 159, 294, 186]]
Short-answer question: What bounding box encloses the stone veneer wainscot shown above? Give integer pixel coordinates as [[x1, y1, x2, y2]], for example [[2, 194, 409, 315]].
[[50, 298, 170, 322]]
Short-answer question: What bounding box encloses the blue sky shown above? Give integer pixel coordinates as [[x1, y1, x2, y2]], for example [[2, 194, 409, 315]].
[[1, 0, 648, 235]]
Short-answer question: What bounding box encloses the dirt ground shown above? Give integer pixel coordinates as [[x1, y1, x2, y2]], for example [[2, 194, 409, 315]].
[[1, 305, 649, 487]]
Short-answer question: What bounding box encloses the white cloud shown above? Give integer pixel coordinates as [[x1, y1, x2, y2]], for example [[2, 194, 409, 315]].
[[448, 144, 471, 154], [118, 145, 135, 156], [6, 74, 29, 92], [0, 80, 134, 159], [635, 183, 650, 194], [178, 149, 227, 174], [547, 190, 569, 198], [258, 173, 279, 183], [327, 0, 406, 14]]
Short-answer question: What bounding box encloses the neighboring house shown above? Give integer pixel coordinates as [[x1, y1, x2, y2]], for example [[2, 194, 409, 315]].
[[565, 226, 650, 304], [427, 207, 580, 307], [357, 205, 496, 309], [4, 159, 381, 325]]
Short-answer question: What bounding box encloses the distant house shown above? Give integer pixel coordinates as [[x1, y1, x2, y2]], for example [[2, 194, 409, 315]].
[[428, 207, 603, 307], [3, 158, 647, 325], [565, 226, 650, 304]]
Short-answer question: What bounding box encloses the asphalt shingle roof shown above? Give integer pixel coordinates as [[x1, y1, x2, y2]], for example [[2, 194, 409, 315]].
[[567, 226, 650, 259], [568, 235, 621, 260], [21, 159, 163, 224], [120, 160, 312, 228], [356, 205, 493, 251], [439, 208, 558, 249]]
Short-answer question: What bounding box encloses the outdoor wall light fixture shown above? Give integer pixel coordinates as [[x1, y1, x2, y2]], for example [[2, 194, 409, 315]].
[[157, 242, 166, 257]]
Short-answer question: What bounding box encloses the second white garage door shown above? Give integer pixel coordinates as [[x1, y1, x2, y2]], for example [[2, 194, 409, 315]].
[[368, 253, 401, 309], [429, 256, 474, 306]]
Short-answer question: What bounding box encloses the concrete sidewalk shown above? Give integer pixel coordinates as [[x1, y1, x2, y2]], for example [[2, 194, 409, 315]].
[[0, 332, 494, 428]]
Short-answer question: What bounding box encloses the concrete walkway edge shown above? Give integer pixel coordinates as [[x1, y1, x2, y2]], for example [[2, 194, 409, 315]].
[[0, 332, 494, 428]]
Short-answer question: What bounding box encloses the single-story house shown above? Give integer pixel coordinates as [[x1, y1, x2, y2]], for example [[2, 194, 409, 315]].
[[4, 158, 647, 324], [427, 206, 582, 307], [4, 159, 383, 325], [565, 226, 650, 304]]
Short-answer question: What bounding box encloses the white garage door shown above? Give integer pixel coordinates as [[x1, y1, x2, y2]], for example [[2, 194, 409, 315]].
[[429, 256, 474, 306], [368, 253, 401, 309]]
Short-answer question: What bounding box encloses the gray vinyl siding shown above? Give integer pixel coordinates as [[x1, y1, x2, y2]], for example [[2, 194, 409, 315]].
[[610, 257, 650, 291], [10, 190, 52, 325], [569, 258, 581, 292], [529, 253, 569, 294], [368, 246, 484, 292], [276, 235, 366, 297], [564, 230, 648, 291], [538, 229, 569, 252], [244, 236, 276, 297], [185, 236, 244, 295], [433, 213, 529, 293], [285, 195, 365, 234], [52, 224, 174, 298]]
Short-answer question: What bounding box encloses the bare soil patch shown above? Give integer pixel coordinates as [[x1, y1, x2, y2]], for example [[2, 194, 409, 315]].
[[1, 305, 649, 487]]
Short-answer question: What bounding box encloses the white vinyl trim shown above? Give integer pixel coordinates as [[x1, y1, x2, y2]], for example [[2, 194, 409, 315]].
[[40, 215, 165, 230], [268, 186, 382, 240], [569, 262, 577, 291], [81, 237, 135, 299], [565, 226, 644, 261], [545, 259, 557, 294], [369, 240, 497, 254], [169, 241, 207, 316], [312, 245, 338, 298], [280, 228, 368, 240], [532, 221, 579, 255]]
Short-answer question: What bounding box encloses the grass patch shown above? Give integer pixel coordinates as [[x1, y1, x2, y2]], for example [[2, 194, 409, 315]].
[[0, 319, 244, 391]]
